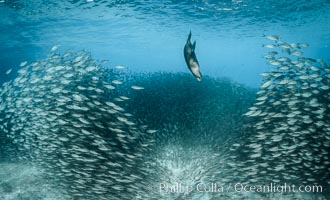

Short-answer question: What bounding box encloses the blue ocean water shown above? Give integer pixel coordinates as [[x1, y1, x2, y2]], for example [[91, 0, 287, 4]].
[[1, 0, 329, 87], [0, 1, 330, 200]]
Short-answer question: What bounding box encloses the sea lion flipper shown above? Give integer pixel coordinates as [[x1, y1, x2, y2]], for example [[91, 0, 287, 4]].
[[192, 41, 196, 51], [187, 31, 192, 42]]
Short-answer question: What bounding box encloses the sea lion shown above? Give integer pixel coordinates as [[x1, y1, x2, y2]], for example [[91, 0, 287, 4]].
[[184, 31, 202, 81]]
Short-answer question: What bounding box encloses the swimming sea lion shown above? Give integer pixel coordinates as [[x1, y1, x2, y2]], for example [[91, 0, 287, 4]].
[[184, 31, 202, 81]]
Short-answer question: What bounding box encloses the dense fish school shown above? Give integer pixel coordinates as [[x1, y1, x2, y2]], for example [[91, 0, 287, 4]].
[[240, 36, 330, 192], [0, 50, 156, 199], [0, 36, 329, 199]]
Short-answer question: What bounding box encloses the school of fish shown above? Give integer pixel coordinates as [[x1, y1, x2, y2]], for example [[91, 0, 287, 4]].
[[0, 49, 157, 199], [236, 35, 330, 194], [0, 35, 329, 199]]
